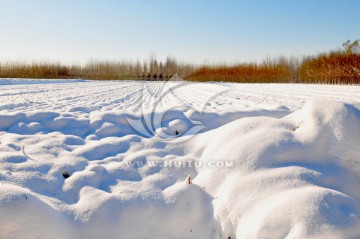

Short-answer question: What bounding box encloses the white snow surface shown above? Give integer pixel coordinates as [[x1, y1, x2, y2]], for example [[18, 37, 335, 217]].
[[0, 78, 86, 86], [1, 79, 360, 239]]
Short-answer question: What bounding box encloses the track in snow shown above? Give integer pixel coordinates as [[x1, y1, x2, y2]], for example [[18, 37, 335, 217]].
[[1, 80, 360, 113]]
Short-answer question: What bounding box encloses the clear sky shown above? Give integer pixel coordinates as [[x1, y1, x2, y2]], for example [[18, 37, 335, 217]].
[[0, 0, 359, 64]]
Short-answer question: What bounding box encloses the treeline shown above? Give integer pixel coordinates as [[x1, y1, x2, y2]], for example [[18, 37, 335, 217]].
[[0, 57, 195, 80], [0, 40, 359, 84], [298, 40, 360, 84], [187, 57, 299, 83], [187, 40, 360, 84]]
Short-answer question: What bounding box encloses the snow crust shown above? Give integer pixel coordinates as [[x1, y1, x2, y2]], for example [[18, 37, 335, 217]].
[[1, 80, 360, 238]]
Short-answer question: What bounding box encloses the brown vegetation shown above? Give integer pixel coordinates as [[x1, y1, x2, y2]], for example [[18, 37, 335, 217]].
[[299, 53, 360, 84], [0, 61, 72, 79], [187, 57, 296, 83], [0, 40, 359, 84], [0, 57, 195, 80], [298, 41, 360, 84]]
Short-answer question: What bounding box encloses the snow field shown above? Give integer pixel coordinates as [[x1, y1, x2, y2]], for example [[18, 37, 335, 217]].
[[0, 79, 360, 238]]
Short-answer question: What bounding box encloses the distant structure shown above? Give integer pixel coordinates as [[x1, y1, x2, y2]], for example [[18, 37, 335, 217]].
[[168, 73, 184, 81], [140, 73, 184, 81]]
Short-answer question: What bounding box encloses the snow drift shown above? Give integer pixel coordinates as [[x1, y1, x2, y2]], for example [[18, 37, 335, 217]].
[[0, 80, 360, 239]]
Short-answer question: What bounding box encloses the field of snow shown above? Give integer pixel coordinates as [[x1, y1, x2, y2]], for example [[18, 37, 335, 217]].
[[1, 79, 360, 239]]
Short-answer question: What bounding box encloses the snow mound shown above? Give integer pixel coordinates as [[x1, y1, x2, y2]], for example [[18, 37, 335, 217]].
[[1, 80, 360, 239], [195, 100, 360, 238]]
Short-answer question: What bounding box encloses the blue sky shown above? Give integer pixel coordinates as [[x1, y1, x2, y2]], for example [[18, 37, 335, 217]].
[[0, 0, 359, 64]]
